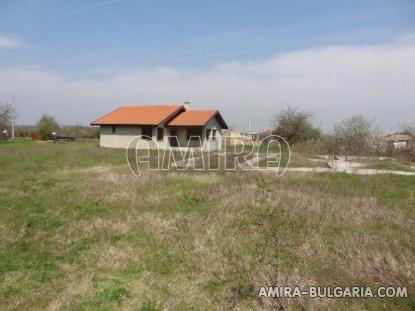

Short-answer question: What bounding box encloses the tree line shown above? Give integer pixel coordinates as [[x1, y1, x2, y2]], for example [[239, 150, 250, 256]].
[[271, 105, 414, 160], [0, 102, 98, 140]]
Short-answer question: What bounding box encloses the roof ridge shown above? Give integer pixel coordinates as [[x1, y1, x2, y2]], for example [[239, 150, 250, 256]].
[[90, 105, 184, 126]]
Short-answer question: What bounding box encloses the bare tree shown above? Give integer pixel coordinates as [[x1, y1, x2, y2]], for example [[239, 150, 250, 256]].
[[332, 115, 381, 158], [325, 132, 341, 164], [272, 105, 320, 143], [401, 124, 415, 137], [0, 102, 15, 139], [401, 124, 415, 159]]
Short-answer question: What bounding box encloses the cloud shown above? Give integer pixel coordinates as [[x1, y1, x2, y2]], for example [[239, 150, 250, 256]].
[[56, 0, 122, 18], [0, 35, 20, 48], [1, 39, 414, 132]]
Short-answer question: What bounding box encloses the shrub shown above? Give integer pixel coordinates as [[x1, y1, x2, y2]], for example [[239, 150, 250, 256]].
[[37, 114, 60, 140]]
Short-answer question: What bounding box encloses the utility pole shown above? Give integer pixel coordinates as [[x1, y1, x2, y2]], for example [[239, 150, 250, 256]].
[[11, 96, 15, 140], [248, 117, 251, 134]]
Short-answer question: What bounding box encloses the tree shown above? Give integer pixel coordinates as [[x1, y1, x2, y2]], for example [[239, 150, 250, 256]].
[[0, 102, 14, 136], [401, 124, 415, 137], [37, 114, 60, 140], [272, 106, 321, 143], [331, 115, 382, 157], [401, 124, 415, 159]]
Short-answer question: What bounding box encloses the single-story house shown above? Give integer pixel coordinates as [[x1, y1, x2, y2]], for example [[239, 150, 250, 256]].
[[91, 104, 228, 150], [383, 134, 412, 149]]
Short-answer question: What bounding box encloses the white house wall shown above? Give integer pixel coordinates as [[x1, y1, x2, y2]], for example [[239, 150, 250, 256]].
[[100, 125, 169, 149], [99, 118, 224, 150], [202, 118, 223, 151]]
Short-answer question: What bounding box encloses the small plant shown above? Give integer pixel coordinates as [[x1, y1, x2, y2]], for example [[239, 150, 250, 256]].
[[141, 299, 161, 311], [179, 193, 201, 205], [96, 281, 130, 304]]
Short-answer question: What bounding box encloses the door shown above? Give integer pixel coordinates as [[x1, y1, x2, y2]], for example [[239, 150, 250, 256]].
[[170, 129, 179, 147]]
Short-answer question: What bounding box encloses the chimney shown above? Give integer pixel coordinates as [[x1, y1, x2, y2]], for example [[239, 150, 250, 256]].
[[184, 101, 190, 110]]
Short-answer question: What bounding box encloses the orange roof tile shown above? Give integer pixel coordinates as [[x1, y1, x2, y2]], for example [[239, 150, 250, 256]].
[[384, 134, 412, 142], [91, 105, 183, 126], [167, 110, 228, 129]]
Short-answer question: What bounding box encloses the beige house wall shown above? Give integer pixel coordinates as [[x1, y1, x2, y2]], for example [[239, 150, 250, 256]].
[[99, 118, 224, 150]]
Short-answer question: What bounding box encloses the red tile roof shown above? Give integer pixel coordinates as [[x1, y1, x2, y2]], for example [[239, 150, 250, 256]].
[[91, 105, 228, 129], [91, 105, 183, 126], [384, 134, 412, 142], [167, 110, 228, 129]]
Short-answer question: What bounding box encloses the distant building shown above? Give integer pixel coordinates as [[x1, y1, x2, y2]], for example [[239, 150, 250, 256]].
[[224, 130, 247, 145], [248, 132, 260, 141], [1, 129, 8, 141], [383, 134, 412, 149]]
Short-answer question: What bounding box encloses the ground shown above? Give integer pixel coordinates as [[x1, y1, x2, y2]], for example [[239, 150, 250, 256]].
[[0, 140, 414, 310]]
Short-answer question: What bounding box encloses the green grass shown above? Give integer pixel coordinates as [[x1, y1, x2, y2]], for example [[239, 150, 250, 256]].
[[364, 159, 415, 172], [0, 140, 414, 310], [258, 153, 326, 168]]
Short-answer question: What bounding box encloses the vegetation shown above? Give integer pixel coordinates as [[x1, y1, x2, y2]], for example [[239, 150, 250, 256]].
[[37, 114, 60, 140], [328, 115, 384, 158], [401, 124, 415, 160], [15, 125, 100, 139], [0, 140, 414, 310], [272, 106, 321, 143], [364, 159, 415, 172], [0, 102, 15, 138]]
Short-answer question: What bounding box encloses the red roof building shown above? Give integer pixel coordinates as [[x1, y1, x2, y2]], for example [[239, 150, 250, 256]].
[[91, 104, 228, 150]]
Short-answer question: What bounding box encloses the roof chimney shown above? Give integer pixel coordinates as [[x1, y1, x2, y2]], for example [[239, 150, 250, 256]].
[[184, 101, 190, 110]]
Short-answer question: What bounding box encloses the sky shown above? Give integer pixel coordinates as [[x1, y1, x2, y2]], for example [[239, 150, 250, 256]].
[[0, 0, 414, 132]]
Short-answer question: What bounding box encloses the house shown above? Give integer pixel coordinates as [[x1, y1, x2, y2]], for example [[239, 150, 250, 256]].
[[91, 104, 228, 150], [248, 131, 260, 141], [383, 134, 412, 149]]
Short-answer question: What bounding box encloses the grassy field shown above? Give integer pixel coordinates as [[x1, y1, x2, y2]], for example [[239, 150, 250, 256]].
[[0, 140, 414, 310], [363, 159, 415, 172]]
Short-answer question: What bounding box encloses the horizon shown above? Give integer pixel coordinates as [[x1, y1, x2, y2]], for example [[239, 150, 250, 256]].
[[1, 0, 415, 132]]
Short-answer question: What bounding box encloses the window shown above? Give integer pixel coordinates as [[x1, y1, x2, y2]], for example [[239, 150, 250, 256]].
[[112, 126, 116, 133], [141, 127, 153, 140], [211, 129, 217, 141], [157, 127, 164, 141], [206, 129, 211, 140], [187, 128, 202, 141]]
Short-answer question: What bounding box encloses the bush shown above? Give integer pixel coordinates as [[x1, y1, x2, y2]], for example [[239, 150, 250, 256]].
[[37, 114, 60, 140], [61, 125, 100, 139], [329, 115, 383, 157]]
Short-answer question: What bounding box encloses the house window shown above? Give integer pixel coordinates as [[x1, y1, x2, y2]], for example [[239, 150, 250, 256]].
[[141, 127, 153, 140], [157, 127, 164, 141], [187, 128, 202, 141], [211, 129, 217, 141], [206, 129, 211, 140], [112, 126, 116, 133]]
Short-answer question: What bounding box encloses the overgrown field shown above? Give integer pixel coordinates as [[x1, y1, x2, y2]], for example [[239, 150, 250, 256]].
[[0, 140, 414, 310]]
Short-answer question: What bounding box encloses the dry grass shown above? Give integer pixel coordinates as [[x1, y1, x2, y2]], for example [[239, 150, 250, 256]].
[[0, 141, 414, 310]]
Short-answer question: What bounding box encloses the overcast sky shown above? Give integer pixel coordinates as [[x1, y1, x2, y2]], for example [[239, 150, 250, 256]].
[[0, 0, 414, 132]]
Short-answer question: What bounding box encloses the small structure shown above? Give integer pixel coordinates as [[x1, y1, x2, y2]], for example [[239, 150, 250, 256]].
[[31, 135, 41, 141], [248, 132, 260, 141], [223, 130, 250, 145], [91, 104, 228, 150], [1, 129, 8, 141], [384, 134, 412, 149]]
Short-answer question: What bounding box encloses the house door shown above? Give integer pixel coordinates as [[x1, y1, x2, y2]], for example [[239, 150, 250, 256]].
[[170, 129, 179, 147]]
